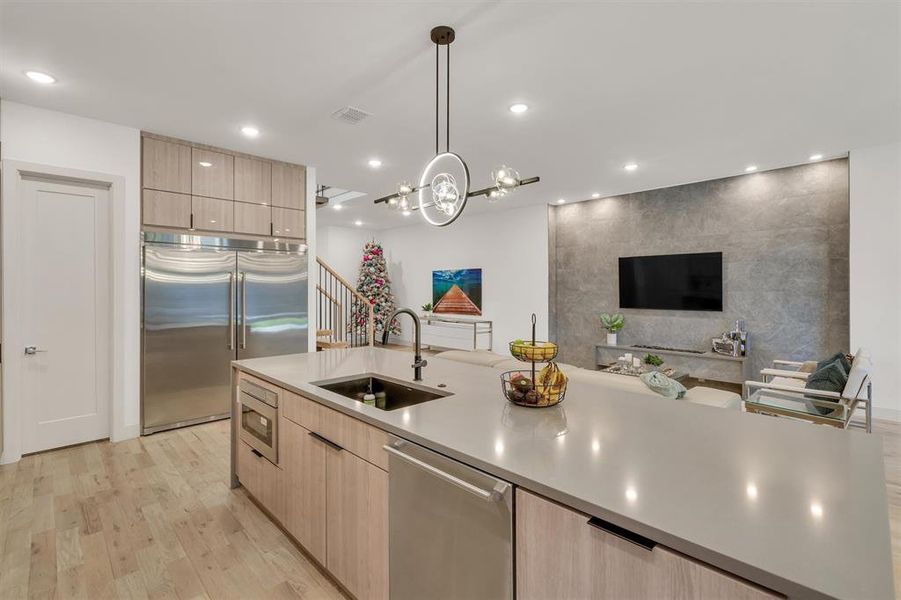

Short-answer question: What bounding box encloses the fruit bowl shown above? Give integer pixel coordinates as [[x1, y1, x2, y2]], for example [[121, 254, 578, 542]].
[[509, 340, 558, 362], [500, 367, 567, 408]]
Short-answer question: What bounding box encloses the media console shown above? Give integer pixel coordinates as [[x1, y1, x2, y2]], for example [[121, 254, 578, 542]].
[[595, 343, 748, 384]]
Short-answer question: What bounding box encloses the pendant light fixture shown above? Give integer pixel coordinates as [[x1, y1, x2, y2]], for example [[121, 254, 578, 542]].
[[374, 26, 540, 227]]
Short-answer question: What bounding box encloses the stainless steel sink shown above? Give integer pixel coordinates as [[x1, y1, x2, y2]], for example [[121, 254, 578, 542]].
[[310, 373, 452, 411]]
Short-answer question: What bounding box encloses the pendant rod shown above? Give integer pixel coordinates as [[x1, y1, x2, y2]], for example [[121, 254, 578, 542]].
[[446, 42, 450, 153], [435, 42, 439, 155]]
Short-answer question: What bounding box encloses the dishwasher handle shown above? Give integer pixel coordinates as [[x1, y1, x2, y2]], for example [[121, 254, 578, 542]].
[[383, 443, 509, 502]]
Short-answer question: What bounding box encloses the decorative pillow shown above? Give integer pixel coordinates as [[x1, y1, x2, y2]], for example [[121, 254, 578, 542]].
[[805, 359, 848, 414], [816, 352, 852, 374]]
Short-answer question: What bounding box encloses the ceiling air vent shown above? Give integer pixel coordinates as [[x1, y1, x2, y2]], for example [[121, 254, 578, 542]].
[[331, 106, 372, 125]]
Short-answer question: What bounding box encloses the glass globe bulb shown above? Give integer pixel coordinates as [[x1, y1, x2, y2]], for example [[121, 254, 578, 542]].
[[491, 165, 520, 191]]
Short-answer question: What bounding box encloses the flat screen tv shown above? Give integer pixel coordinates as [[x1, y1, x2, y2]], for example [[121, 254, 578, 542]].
[[619, 252, 723, 311]]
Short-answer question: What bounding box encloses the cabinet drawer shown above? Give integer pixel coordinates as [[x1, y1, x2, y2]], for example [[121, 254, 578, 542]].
[[272, 207, 305, 239], [283, 392, 389, 471], [237, 440, 285, 523], [192, 148, 234, 200], [143, 189, 191, 228], [516, 489, 780, 600], [234, 156, 272, 205], [192, 196, 233, 232], [234, 201, 272, 235], [143, 137, 192, 194], [271, 163, 306, 210]]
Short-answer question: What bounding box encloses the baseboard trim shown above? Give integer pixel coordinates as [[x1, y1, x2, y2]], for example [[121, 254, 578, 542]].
[[112, 423, 140, 443], [873, 407, 901, 423]]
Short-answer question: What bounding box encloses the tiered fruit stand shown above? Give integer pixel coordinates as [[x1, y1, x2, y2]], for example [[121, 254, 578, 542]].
[[500, 314, 567, 408]]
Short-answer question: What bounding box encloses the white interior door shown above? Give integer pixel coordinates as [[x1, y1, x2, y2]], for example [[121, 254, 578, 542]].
[[19, 175, 111, 453]]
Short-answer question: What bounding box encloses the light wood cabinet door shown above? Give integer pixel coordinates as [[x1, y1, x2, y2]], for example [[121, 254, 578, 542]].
[[272, 207, 305, 239], [281, 417, 327, 565], [271, 163, 306, 210], [516, 489, 779, 600], [234, 201, 272, 236], [143, 137, 192, 194], [326, 447, 388, 600], [237, 440, 285, 523], [235, 156, 272, 205], [192, 148, 234, 200], [192, 196, 233, 232], [143, 189, 191, 228]]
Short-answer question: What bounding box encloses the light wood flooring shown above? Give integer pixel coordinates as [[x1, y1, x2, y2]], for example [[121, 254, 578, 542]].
[[1, 418, 899, 600], [0, 420, 345, 600]]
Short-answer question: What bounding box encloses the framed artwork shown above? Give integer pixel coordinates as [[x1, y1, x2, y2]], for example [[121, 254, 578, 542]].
[[432, 269, 482, 315]]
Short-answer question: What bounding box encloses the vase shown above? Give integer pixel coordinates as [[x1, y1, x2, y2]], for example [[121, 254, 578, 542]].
[[606, 332, 617, 346]]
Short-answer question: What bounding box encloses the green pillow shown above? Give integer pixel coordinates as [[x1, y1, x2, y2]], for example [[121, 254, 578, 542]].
[[805, 359, 848, 414], [816, 352, 851, 374]]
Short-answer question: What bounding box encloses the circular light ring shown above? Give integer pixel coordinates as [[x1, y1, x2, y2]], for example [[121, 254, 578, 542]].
[[418, 152, 470, 227]]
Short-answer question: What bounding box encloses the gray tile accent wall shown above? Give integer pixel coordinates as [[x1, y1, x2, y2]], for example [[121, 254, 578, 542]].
[[550, 159, 849, 380]]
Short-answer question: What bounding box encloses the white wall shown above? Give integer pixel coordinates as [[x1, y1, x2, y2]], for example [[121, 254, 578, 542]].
[[317, 224, 376, 284], [379, 204, 549, 355], [849, 141, 901, 420], [0, 100, 142, 458]]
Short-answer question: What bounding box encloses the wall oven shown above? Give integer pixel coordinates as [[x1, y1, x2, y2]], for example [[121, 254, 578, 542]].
[[239, 379, 279, 464]]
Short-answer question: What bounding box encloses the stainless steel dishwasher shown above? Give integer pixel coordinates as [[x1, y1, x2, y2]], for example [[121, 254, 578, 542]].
[[384, 436, 513, 600]]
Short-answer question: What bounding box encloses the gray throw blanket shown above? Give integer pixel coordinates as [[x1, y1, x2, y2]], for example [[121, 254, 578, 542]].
[[639, 371, 687, 399]]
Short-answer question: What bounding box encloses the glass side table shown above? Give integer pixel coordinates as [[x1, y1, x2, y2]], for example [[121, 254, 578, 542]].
[[744, 388, 852, 428]]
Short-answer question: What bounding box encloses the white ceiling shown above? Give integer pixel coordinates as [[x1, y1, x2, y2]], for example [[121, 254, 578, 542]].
[[2, 2, 899, 230]]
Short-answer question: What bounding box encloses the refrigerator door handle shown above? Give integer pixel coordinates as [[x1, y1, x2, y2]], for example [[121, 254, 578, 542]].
[[227, 272, 235, 350], [240, 271, 247, 349]]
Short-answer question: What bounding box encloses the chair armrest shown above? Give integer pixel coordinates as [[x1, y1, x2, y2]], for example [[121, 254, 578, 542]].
[[773, 359, 804, 368], [760, 368, 810, 380], [744, 380, 842, 399]]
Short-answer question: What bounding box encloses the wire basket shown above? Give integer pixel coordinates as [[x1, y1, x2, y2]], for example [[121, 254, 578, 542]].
[[509, 341, 558, 362], [500, 370, 567, 408]]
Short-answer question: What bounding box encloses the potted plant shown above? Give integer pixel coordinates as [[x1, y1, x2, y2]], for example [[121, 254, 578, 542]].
[[599, 313, 624, 345], [643, 353, 664, 371], [421, 302, 433, 320]]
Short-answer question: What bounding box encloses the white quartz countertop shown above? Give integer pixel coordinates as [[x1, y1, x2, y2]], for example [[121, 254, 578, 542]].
[[233, 347, 894, 599]]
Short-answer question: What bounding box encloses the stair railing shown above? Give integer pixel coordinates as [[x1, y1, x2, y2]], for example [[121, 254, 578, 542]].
[[316, 257, 374, 348]]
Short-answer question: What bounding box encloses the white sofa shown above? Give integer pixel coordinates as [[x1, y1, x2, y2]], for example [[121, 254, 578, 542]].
[[434, 350, 742, 410]]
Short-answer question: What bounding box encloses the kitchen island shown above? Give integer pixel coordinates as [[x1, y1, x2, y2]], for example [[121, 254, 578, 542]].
[[230, 347, 894, 599]]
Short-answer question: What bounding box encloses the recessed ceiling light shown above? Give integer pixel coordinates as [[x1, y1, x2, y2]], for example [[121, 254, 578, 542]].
[[556, 198, 566, 204], [591, 192, 601, 199], [809, 154, 823, 161], [509, 103, 529, 114], [198, 161, 212, 168], [624, 163, 638, 172], [368, 158, 382, 168], [354, 220, 363, 227], [332, 203, 343, 211], [745, 165, 758, 172], [402, 210, 412, 217], [240, 125, 260, 138], [25, 70, 56, 84]]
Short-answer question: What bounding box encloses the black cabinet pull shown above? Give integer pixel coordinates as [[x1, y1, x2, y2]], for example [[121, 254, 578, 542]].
[[587, 516, 657, 551], [251, 448, 263, 458], [308, 431, 344, 452]]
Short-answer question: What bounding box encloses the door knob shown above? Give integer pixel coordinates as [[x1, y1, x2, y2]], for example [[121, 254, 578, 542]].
[[24, 346, 47, 355]]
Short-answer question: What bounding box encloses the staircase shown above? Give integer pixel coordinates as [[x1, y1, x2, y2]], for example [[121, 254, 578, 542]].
[[316, 257, 374, 350]]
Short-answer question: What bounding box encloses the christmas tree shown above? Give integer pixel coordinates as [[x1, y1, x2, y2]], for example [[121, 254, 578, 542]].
[[350, 241, 400, 339]]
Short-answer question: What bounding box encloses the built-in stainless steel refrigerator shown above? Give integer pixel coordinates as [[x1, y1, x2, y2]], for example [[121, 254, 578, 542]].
[[141, 231, 308, 434]]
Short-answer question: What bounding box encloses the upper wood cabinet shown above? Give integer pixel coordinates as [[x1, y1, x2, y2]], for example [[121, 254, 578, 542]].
[[192, 196, 234, 232], [192, 148, 234, 200], [235, 156, 272, 205], [272, 208, 305, 240], [143, 190, 191, 229], [516, 489, 779, 600], [143, 137, 191, 194], [271, 163, 306, 210], [141, 132, 306, 241]]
